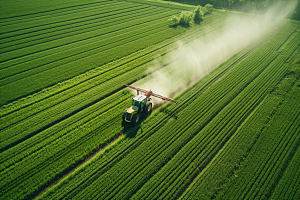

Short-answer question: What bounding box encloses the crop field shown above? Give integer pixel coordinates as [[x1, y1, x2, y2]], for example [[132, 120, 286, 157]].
[[1, 0, 300, 200]]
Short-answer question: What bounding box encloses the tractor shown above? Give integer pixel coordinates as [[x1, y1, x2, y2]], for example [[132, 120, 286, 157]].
[[122, 84, 178, 124]]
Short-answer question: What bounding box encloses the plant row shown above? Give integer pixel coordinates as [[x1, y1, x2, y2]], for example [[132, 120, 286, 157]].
[[0, 9, 186, 105], [0, 13, 226, 139], [0, 0, 109, 22], [0, 17, 226, 198], [0, 15, 225, 151], [270, 127, 300, 200], [0, 1, 128, 38], [37, 21, 295, 200], [37, 14, 262, 199], [180, 28, 300, 199], [0, 11, 175, 85], [0, 3, 149, 54], [0, 6, 173, 75], [179, 76, 296, 199], [218, 85, 300, 200], [0, 11, 226, 116], [131, 28, 297, 200]]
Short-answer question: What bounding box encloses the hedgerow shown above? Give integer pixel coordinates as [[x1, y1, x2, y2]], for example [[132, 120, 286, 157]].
[[169, 4, 213, 26]]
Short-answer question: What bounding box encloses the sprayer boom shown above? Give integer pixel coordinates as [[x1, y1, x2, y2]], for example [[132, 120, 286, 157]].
[[123, 84, 178, 104]]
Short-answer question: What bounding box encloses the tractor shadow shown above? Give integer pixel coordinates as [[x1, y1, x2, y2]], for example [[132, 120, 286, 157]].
[[121, 111, 152, 138]]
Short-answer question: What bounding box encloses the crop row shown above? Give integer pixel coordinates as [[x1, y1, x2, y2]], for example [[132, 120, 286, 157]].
[[271, 128, 300, 200], [236, 86, 300, 199], [127, 0, 193, 11], [0, 13, 268, 172], [0, 3, 150, 54], [0, 92, 132, 199], [0, 10, 175, 85], [0, 9, 187, 105], [43, 28, 277, 197], [0, 24, 180, 105], [0, 7, 173, 76], [0, 12, 226, 138], [0, 1, 131, 38], [0, 5, 164, 65], [36, 15, 270, 199], [219, 85, 300, 200], [0, 12, 227, 199], [71, 46, 271, 199], [37, 21, 297, 200], [0, 14, 224, 150], [2, 8, 294, 200], [131, 30, 297, 200], [0, 17, 272, 200], [180, 29, 300, 200], [0, 11, 226, 117], [179, 76, 295, 199], [0, 0, 109, 22]]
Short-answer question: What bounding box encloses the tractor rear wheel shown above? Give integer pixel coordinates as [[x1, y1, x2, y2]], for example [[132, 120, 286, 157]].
[[144, 102, 152, 114], [132, 113, 140, 125], [122, 108, 128, 121]]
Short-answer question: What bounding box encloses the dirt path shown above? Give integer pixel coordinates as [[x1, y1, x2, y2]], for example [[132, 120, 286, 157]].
[[34, 133, 124, 199]]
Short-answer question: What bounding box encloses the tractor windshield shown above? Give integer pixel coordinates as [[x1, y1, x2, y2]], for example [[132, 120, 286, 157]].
[[132, 100, 140, 107]]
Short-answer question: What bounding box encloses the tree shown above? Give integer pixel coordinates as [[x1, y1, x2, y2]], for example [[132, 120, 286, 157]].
[[193, 6, 203, 23]]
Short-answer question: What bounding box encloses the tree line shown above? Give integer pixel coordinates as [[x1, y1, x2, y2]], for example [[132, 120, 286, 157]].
[[166, 0, 300, 20]]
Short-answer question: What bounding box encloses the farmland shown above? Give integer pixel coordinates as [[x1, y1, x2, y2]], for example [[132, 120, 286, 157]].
[[1, 0, 300, 200]]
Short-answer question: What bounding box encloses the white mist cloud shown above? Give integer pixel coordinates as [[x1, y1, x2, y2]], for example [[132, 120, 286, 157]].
[[134, 1, 297, 105]]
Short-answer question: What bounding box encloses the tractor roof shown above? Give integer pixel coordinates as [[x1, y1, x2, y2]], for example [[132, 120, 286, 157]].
[[133, 94, 146, 101]]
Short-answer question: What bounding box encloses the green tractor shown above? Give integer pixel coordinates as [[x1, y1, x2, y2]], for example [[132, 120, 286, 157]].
[[122, 94, 152, 124], [122, 84, 178, 124]]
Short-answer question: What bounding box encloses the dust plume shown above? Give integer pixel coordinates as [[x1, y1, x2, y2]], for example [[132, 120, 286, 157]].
[[134, 1, 297, 105]]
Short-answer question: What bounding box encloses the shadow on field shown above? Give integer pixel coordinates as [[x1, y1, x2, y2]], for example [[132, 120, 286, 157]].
[[121, 112, 152, 138], [169, 24, 191, 28]]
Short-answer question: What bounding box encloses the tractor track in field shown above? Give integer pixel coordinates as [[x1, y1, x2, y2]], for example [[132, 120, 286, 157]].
[[33, 133, 125, 199]]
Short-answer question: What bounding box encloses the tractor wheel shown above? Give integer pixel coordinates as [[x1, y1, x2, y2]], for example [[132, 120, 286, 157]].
[[132, 113, 140, 125], [122, 108, 128, 121], [144, 102, 152, 114]]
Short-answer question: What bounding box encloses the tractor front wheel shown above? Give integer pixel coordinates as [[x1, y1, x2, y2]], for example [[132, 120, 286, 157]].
[[132, 113, 140, 125], [144, 102, 153, 114]]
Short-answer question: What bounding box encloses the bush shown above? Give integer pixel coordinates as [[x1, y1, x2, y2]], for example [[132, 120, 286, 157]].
[[169, 11, 192, 26], [193, 6, 203, 23], [205, 4, 213, 14], [179, 11, 192, 26], [169, 4, 213, 27], [170, 15, 180, 25]]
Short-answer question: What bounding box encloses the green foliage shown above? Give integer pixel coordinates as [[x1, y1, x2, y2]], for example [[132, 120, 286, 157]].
[[170, 11, 193, 26], [166, 0, 299, 21], [179, 11, 193, 26], [170, 14, 180, 25], [193, 6, 203, 23], [170, 4, 213, 26], [205, 3, 213, 14]]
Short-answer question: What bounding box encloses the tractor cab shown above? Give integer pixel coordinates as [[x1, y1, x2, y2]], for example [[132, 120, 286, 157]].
[[132, 94, 147, 111]]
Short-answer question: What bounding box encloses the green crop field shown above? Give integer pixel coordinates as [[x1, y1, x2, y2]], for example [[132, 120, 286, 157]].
[[0, 0, 299, 199]]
